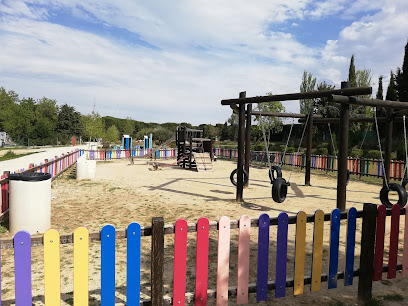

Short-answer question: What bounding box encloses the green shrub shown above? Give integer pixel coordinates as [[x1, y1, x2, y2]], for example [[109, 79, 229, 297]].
[[350, 148, 363, 158], [279, 144, 287, 152], [365, 150, 384, 159], [318, 147, 328, 155], [286, 147, 295, 153]]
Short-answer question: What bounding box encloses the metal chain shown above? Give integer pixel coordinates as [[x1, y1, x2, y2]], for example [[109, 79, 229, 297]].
[[374, 107, 388, 189], [328, 123, 337, 156], [259, 106, 272, 177], [288, 108, 312, 182], [402, 115, 408, 183], [280, 118, 294, 168]]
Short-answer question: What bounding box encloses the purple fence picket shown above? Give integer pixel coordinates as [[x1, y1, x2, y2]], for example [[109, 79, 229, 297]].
[[275, 213, 289, 298], [14, 231, 32, 305]]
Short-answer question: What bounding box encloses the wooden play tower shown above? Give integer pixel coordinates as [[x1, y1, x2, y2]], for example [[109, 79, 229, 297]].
[[176, 126, 213, 171]]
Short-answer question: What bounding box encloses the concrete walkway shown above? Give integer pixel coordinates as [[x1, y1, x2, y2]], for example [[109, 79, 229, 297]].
[[0, 145, 88, 174]]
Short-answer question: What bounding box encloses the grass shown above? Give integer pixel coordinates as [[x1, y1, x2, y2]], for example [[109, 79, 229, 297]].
[[0, 150, 38, 162]]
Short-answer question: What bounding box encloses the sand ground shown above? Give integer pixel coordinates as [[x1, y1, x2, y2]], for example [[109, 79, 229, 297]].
[[1, 158, 408, 305]]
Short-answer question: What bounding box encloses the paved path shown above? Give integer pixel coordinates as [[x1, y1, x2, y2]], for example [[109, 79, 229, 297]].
[[0, 145, 87, 174]]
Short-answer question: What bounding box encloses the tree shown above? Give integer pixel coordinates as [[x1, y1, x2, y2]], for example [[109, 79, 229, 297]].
[[254, 93, 285, 134], [81, 110, 105, 141], [376, 76, 384, 100], [315, 81, 336, 117], [348, 55, 357, 87], [32, 97, 58, 144], [386, 71, 398, 101], [299, 71, 317, 114], [399, 40, 408, 102], [123, 117, 135, 136], [56, 104, 83, 144], [105, 125, 119, 143]]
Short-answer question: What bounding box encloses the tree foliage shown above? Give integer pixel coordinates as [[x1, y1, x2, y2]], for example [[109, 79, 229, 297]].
[[81, 110, 105, 141], [299, 71, 317, 114], [376, 76, 384, 100], [348, 55, 357, 87]]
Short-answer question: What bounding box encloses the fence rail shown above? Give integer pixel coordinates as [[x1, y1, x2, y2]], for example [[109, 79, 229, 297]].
[[214, 148, 406, 181], [0, 149, 82, 220], [0, 203, 405, 305], [84, 148, 177, 160]]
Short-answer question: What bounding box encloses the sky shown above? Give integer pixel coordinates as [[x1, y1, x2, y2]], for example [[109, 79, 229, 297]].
[[0, 0, 407, 125]]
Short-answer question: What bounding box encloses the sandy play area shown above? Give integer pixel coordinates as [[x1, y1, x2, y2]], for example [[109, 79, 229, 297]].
[[1, 158, 408, 305]]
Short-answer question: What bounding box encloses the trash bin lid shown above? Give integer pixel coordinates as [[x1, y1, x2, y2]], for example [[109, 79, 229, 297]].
[[8, 172, 52, 181]]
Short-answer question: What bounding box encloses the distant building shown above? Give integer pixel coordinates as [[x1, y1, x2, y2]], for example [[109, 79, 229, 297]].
[[0, 132, 10, 147]]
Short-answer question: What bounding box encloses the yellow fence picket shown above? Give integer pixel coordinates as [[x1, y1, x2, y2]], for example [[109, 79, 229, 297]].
[[44, 229, 61, 306], [74, 227, 89, 306]]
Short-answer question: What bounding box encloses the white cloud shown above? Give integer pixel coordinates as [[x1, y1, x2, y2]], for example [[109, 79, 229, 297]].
[[0, 0, 407, 125]]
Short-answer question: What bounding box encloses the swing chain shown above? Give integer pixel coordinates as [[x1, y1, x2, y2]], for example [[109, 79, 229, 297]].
[[374, 107, 389, 189]]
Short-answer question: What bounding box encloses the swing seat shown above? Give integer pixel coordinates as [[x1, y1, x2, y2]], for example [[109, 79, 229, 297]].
[[230, 168, 249, 187], [380, 183, 407, 208], [272, 177, 289, 203], [269, 166, 282, 183]]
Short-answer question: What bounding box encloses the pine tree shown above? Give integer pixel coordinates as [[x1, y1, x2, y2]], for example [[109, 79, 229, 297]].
[[386, 71, 398, 101], [348, 55, 357, 87], [399, 40, 408, 101], [376, 76, 383, 100]]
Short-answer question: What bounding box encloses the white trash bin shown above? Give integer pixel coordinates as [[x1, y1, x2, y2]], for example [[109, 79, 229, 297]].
[[9, 172, 52, 235], [76, 159, 96, 180]]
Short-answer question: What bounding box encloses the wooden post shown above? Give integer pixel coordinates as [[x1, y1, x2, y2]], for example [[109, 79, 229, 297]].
[[244, 103, 252, 188], [236, 91, 246, 202], [358, 203, 377, 304], [151, 217, 164, 306], [305, 108, 314, 186], [337, 81, 350, 212], [384, 108, 393, 186]]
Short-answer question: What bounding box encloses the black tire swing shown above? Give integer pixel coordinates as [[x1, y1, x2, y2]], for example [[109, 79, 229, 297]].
[[375, 111, 408, 208], [258, 108, 295, 203], [230, 167, 249, 187]]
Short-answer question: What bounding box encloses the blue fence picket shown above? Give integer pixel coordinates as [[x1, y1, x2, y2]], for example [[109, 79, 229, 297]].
[[101, 225, 116, 305], [256, 214, 270, 301], [127, 223, 141, 305], [328, 209, 341, 289], [344, 208, 357, 286]]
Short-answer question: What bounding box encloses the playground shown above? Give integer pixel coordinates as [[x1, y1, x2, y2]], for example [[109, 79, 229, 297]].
[[1, 158, 408, 305]]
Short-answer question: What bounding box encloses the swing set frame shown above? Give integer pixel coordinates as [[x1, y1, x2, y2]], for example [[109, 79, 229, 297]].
[[221, 81, 408, 211]]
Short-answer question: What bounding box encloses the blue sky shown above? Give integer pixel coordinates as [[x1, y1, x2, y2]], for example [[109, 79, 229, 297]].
[[0, 0, 407, 125]]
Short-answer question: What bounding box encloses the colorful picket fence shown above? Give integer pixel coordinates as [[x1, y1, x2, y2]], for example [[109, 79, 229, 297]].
[[214, 148, 406, 181], [85, 148, 177, 160], [1, 203, 404, 305], [0, 150, 82, 220]]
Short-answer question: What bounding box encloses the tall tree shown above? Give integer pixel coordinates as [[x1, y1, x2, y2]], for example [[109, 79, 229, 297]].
[[123, 117, 135, 136], [299, 71, 317, 114], [81, 110, 105, 141], [386, 71, 398, 101], [399, 40, 408, 102], [348, 55, 357, 87], [56, 104, 83, 144], [105, 125, 120, 143], [376, 76, 384, 100]]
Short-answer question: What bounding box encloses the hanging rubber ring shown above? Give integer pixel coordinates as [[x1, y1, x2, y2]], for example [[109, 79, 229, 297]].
[[380, 183, 408, 208], [230, 168, 249, 186], [272, 177, 290, 203], [269, 166, 282, 183]]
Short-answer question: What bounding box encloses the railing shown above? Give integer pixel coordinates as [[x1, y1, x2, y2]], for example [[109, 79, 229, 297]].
[[0, 203, 403, 304], [0, 149, 82, 221], [214, 148, 406, 180], [84, 148, 177, 160]]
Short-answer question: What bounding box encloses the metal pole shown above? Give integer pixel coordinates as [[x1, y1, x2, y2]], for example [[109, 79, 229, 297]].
[[305, 108, 314, 186], [244, 103, 252, 188], [337, 81, 350, 212], [384, 108, 393, 187], [236, 91, 246, 202]]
